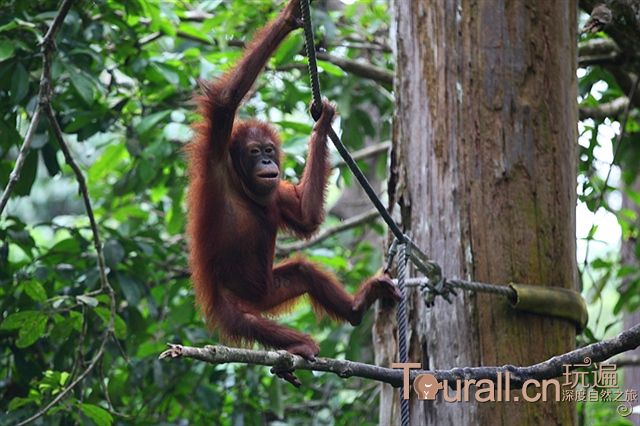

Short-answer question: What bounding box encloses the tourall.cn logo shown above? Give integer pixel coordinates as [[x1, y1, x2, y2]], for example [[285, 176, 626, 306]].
[[392, 359, 638, 417]]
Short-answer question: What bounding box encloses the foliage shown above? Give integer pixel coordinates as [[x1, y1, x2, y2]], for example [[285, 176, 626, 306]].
[[576, 20, 640, 426], [0, 0, 393, 425], [577, 33, 640, 336], [1, 1, 639, 425]]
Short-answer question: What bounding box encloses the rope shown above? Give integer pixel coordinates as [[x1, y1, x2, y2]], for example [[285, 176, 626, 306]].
[[298, 0, 409, 246], [403, 277, 516, 301], [298, 0, 322, 120], [396, 243, 410, 426], [295, 2, 586, 420]]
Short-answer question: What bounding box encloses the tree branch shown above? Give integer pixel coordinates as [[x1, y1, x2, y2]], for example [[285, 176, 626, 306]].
[[332, 141, 391, 168], [578, 38, 622, 67], [0, 109, 42, 215], [0, 0, 76, 214], [17, 334, 109, 426], [579, 96, 630, 120], [139, 30, 212, 46], [340, 41, 392, 53], [161, 323, 640, 387], [11, 1, 117, 424], [276, 208, 380, 256], [139, 31, 163, 46], [180, 10, 214, 22], [44, 104, 113, 298], [315, 52, 393, 86], [152, 31, 394, 86]]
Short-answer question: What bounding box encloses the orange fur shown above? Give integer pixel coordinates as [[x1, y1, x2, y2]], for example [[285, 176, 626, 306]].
[[185, 0, 400, 363]]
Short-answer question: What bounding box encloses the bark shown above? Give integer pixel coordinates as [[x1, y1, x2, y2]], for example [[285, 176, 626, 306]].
[[621, 178, 640, 426], [378, 1, 578, 424]]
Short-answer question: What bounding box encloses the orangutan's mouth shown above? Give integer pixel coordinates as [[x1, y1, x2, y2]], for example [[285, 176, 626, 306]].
[[256, 171, 279, 181]]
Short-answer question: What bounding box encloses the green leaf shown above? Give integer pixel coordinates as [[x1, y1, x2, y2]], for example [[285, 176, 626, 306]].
[[590, 258, 610, 269], [1, 310, 40, 330], [135, 110, 171, 136], [89, 143, 126, 181], [176, 24, 211, 44], [13, 145, 37, 196], [0, 119, 21, 146], [11, 63, 29, 103], [0, 21, 18, 34], [79, 403, 113, 426], [23, 280, 47, 302], [95, 307, 127, 339], [166, 196, 184, 235], [60, 371, 70, 386], [152, 62, 180, 86], [138, 160, 155, 184], [69, 68, 95, 105], [0, 39, 15, 61], [50, 314, 80, 341], [8, 397, 33, 411], [113, 314, 127, 340], [42, 141, 61, 176], [103, 239, 125, 267], [277, 121, 313, 133], [16, 311, 47, 348], [117, 274, 142, 306], [50, 238, 81, 254], [317, 60, 346, 77], [273, 36, 303, 66], [136, 341, 166, 358]]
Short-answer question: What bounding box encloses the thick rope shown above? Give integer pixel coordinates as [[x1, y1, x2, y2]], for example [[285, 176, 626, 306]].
[[396, 243, 410, 426], [298, 0, 322, 119], [403, 277, 516, 301]]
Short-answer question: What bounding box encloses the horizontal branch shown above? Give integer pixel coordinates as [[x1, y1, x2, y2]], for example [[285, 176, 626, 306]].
[[160, 344, 402, 384], [139, 30, 393, 87], [180, 10, 214, 22], [276, 208, 380, 256], [341, 41, 392, 53], [578, 38, 622, 67], [316, 52, 393, 86], [160, 323, 640, 388], [579, 96, 630, 120], [139, 30, 211, 46], [332, 141, 391, 168]]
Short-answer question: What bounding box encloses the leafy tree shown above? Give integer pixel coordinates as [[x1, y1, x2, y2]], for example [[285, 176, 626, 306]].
[[0, 1, 393, 424]]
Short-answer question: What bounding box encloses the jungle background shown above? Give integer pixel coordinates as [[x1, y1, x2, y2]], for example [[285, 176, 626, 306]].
[[0, 0, 638, 425]]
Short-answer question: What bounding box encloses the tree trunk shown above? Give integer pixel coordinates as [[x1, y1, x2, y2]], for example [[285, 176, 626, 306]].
[[621, 178, 640, 426], [376, 1, 578, 424]]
